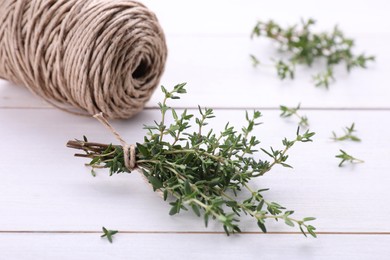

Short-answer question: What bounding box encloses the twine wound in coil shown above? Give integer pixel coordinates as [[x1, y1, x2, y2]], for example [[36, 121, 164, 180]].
[[0, 0, 167, 119]]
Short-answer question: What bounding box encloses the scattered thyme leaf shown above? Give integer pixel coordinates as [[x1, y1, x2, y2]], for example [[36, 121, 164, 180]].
[[274, 59, 295, 80], [251, 18, 375, 87], [336, 149, 364, 167], [101, 227, 118, 243], [313, 67, 335, 88], [332, 123, 361, 142], [280, 103, 309, 127], [250, 54, 260, 67], [67, 83, 317, 237]]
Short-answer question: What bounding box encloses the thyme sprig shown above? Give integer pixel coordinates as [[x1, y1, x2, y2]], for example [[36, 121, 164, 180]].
[[251, 18, 375, 87], [280, 103, 309, 127], [101, 227, 118, 243], [67, 83, 316, 237], [336, 149, 364, 167], [332, 123, 361, 142]]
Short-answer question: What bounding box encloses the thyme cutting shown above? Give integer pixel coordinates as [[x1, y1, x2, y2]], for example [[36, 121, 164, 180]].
[[336, 149, 364, 167], [67, 83, 317, 237], [251, 18, 375, 87], [280, 103, 309, 127], [101, 227, 118, 243], [332, 123, 361, 142]]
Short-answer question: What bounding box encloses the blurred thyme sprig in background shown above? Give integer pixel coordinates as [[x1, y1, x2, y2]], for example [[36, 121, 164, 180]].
[[280, 103, 309, 127], [67, 83, 316, 237], [251, 18, 375, 87], [332, 123, 361, 142]]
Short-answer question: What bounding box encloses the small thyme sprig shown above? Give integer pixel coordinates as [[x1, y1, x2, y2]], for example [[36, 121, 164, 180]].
[[332, 123, 361, 142], [101, 227, 118, 243], [336, 149, 364, 167], [275, 60, 295, 80], [67, 83, 316, 237], [251, 18, 375, 87], [280, 103, 309, 127]]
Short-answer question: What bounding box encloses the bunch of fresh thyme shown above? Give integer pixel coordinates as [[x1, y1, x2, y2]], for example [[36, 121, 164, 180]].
[[251, 18, 375, 87], [67, 83, 316, 237]]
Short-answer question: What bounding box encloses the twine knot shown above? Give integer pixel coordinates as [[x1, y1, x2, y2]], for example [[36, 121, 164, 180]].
[[94, 112, 136, 170], [123, 144, 136, 170]]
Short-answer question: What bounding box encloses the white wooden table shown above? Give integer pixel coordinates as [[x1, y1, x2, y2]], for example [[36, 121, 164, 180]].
[[1, 0, 390, 259]]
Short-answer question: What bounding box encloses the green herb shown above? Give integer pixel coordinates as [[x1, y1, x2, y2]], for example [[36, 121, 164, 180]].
[[275, 59, 295, 80], [101, 227, 118, 243], [67, 83, 316, 237], [251, 18, 375, 88], [280, 103, 309, 127], [336, 149, 364, 167], [313, 68, 335, 88], [250, 54, 261, 67], [332, 123, 361, 142]]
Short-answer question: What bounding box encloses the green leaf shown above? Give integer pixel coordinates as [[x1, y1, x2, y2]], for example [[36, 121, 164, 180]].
[[204, 214, 209, 227], [184, 180, 192, 195], [163, 190, 168, 201], [169, 201, 180, 216], [299, 225, 307, 237], [307, 225, 317, 238], [89, 157, 100, 165], [284, 218, 295, 227], [257, 221, 267, 233], [256, 200, 265, 211], [148, 176, 163, 190], [303, 217, 316, 222], [192, 204, 201, 217], [280, 162, 293, 168], [172, 109, 178, 120], [136, 143, 150, 157]]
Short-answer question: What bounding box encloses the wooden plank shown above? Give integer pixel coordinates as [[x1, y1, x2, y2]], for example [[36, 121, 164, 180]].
[[0, 109, 389, 232], [0, 233, 389, 260], [143, 0, 390, 35], [0, 33, 388, 109]]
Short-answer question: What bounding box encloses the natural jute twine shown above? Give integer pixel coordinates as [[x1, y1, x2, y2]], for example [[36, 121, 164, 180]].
[[94, 112, 162, 196], [93, 112, 136, 170], [0, 0, 167, 119]]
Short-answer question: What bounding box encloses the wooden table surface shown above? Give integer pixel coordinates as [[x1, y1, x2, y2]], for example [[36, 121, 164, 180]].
[[1, 0, 389, 259]]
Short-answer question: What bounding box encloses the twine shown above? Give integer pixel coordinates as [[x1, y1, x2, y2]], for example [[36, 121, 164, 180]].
[[0, 0, 167, 119], [94, 112, 163, 197], [94, 112, 136, 170]]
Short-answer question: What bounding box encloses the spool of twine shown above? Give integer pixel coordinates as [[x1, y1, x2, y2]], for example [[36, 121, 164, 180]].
[[0, 0, 167, 119]]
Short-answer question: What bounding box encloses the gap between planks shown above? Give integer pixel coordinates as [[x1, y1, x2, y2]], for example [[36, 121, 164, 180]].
[[0, 231, 390, 235], [0, 106, 390, 111]]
